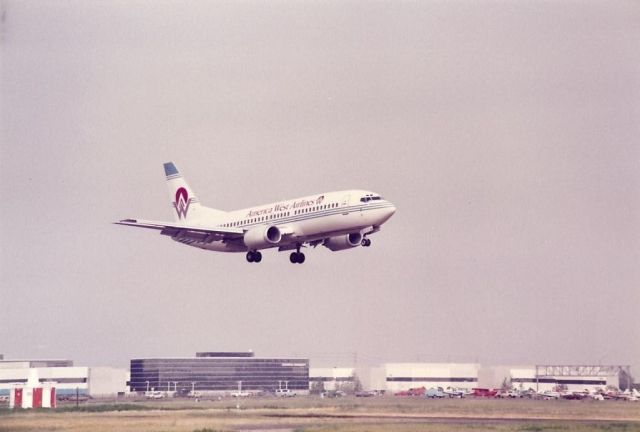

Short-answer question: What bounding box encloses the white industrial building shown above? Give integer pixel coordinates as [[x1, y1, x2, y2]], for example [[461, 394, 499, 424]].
[[309, 367, 355, 392], [509, 365, 626, 393], [366, 363, 480, 393], [0, 359, 128, 397]]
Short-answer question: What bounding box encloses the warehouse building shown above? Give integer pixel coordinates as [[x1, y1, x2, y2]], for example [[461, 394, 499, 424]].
[[509, 365, 630, 392], [366, 363, 480, 392], [309, 367, 355, 392], [130, 352, 309, 395], [0, 359, 128, 397]]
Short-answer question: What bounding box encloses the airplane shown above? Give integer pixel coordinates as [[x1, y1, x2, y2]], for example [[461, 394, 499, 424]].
[[116, 162, 396, 263], [442, 387, 468, 398]]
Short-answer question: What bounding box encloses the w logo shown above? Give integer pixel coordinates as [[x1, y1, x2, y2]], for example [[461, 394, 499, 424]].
[[174, 187, 192, 219]]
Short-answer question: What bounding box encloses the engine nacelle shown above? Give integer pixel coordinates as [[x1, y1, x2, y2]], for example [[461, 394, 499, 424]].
[[323, 232, 363, 251], [243, 225, 282, 250]]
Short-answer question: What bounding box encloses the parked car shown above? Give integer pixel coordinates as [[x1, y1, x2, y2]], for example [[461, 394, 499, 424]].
[[395, 387, 426, 397], [471, 388, 498, 397], [355, 391, 376, 397], [541, 391, 561, 400], [496, 390, 521, 398], [425, 387, 445, 398], [145, 390, 165, 399], [321, 390, 345, 398], [275, 389, 296, 397], [57, 394, 93, 402]]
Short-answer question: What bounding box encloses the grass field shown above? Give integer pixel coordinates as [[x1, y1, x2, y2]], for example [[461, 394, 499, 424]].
[[1, 397, 639, 432]]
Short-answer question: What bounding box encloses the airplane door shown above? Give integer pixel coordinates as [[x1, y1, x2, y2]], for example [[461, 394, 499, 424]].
[[341, 195, 350, 215]]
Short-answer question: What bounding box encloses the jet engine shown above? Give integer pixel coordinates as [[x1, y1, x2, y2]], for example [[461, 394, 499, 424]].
[[323, 232, 362, 251], [243, 225, 282, 249]]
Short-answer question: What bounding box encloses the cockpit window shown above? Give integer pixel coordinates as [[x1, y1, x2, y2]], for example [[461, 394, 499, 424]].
[[360, 194, 382, 202]]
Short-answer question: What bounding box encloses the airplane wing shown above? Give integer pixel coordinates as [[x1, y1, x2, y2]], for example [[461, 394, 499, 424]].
[[115, 218, 245, 241]]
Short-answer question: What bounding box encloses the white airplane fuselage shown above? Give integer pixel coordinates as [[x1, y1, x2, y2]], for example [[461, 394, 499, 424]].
[[177, 190, 396, 252]]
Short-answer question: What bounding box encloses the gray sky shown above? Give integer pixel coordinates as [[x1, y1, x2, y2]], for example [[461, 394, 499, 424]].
[[1, 0, 639, 374]]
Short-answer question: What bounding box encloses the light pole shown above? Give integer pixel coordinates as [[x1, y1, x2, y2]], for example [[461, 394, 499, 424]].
[[145, 381, 150, 393]]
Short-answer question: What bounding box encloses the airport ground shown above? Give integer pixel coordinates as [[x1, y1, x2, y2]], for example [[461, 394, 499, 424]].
[[1, 396, 639, 432]]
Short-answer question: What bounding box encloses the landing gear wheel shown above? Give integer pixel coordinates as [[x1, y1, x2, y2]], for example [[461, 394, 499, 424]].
[[246, 251, 262, 263], [289, 252, 306, 264], [361, 238, 371, 247]]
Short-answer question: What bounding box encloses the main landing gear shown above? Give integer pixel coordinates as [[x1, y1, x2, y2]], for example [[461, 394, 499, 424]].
[[246, 250, 262, 263], [289, 252, 305, 264], [361, 238, 371, 247], [289, 244, 305, 264]]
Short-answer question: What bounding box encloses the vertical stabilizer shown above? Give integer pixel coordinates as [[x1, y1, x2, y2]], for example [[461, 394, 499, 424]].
[[164, 162, 225, 223]]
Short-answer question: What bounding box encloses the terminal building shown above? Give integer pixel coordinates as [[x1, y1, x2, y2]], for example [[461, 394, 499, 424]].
[[129, 352, 309, 395], [0, 359, 128, 397]]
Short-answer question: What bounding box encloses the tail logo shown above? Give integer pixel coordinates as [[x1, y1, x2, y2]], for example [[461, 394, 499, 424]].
[[174, 187, 191, 219]]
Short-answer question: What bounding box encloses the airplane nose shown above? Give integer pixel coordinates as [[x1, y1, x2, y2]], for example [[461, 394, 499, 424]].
[[379, 203, 396, 223], [385, 205, 396, 217]]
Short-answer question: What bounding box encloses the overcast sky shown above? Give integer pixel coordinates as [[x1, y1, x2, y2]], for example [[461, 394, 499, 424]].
[[1, 0, 638, 375]]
